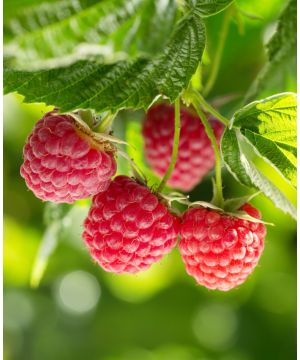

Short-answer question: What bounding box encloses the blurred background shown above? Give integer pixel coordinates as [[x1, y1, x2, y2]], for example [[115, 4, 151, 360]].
[[4, 0, 296, 359]]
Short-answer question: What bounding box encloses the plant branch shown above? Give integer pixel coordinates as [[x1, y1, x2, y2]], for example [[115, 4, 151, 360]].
[[193, 91, 229, 126], [157, 98, 181, 192], [191, 95, 224, 207], [97, 112, 117, 133], [203, 6, 233, 97]]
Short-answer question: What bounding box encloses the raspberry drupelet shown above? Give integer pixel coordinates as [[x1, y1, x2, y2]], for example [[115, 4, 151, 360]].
[[83, 175, 180, 274], [20, 110, 117, 203], [179, 204, 266, 291]]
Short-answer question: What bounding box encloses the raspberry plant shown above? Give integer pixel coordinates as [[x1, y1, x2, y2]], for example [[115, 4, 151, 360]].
[[4, 0, 296, 291]]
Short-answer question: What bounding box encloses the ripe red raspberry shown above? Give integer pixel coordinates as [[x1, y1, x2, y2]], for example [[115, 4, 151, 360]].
[[83, 175, 180, 274], [142, 104, 224, 192], [179, 204, 266, 291], [20, 110, 117, 203]]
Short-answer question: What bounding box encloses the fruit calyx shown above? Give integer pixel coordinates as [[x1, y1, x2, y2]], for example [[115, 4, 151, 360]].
[[187, 198, 272, 225], [57, 109, 127, 155], [126, 170, 185, 218]]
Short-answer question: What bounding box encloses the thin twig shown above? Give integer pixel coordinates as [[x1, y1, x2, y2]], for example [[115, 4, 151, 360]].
[[191, 95, 224, 207], [157, 98, 181, 192], [203, 6, 233, 96]]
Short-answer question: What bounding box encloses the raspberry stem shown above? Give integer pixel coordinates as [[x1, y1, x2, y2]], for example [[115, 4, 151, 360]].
[[97, 112, 116, 133], [77, 109, 95, 128], [191, 95, 224, 208], [203, 5, 233, 96], [157, 98, 181, 192], [30, 220, 61, 288], [193, 91, 229, 126]]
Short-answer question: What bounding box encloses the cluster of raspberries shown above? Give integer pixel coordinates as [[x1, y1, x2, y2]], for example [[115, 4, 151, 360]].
[[21, 107, 266, 291]]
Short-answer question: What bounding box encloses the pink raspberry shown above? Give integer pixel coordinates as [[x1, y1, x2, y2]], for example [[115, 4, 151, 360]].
[[142, 103, 224, 192], [20, 110, 117, 203], [82, 175, 180, 274], [179, 204, 266, 291]]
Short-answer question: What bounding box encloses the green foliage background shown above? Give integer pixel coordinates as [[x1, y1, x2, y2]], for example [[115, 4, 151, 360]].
[[4, 0, 296, 359]]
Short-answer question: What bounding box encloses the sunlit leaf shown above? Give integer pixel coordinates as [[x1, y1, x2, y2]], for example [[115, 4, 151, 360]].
[[221, 128, 296, 219], [233, 93, 297, 187]]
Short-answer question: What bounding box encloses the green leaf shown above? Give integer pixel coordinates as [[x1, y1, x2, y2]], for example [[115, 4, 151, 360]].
[[267, 0, 296, 62], [239, 153, 297, 220], [187, 0, 234, 17], [221, 128, 254, 187], [4, 0, 99, 37], [245, 0, 296, 102], [3, 0, 60, 38], [224, 192, 261, 212], [232, 93, 297, 187], [112, 0, 178, 57], [221, 128, 296, 219], [242, 131, 297, 187], [4, 0, 145, 67], [5, 0, 179, 68], [4, 7, 206, 112]]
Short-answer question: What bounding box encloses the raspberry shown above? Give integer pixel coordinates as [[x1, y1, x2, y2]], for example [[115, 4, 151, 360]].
[[179, 204, 266, 291], [20, 110, 117, 203], [142, 104, 223, 192], [82, 175, 180, 274]]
